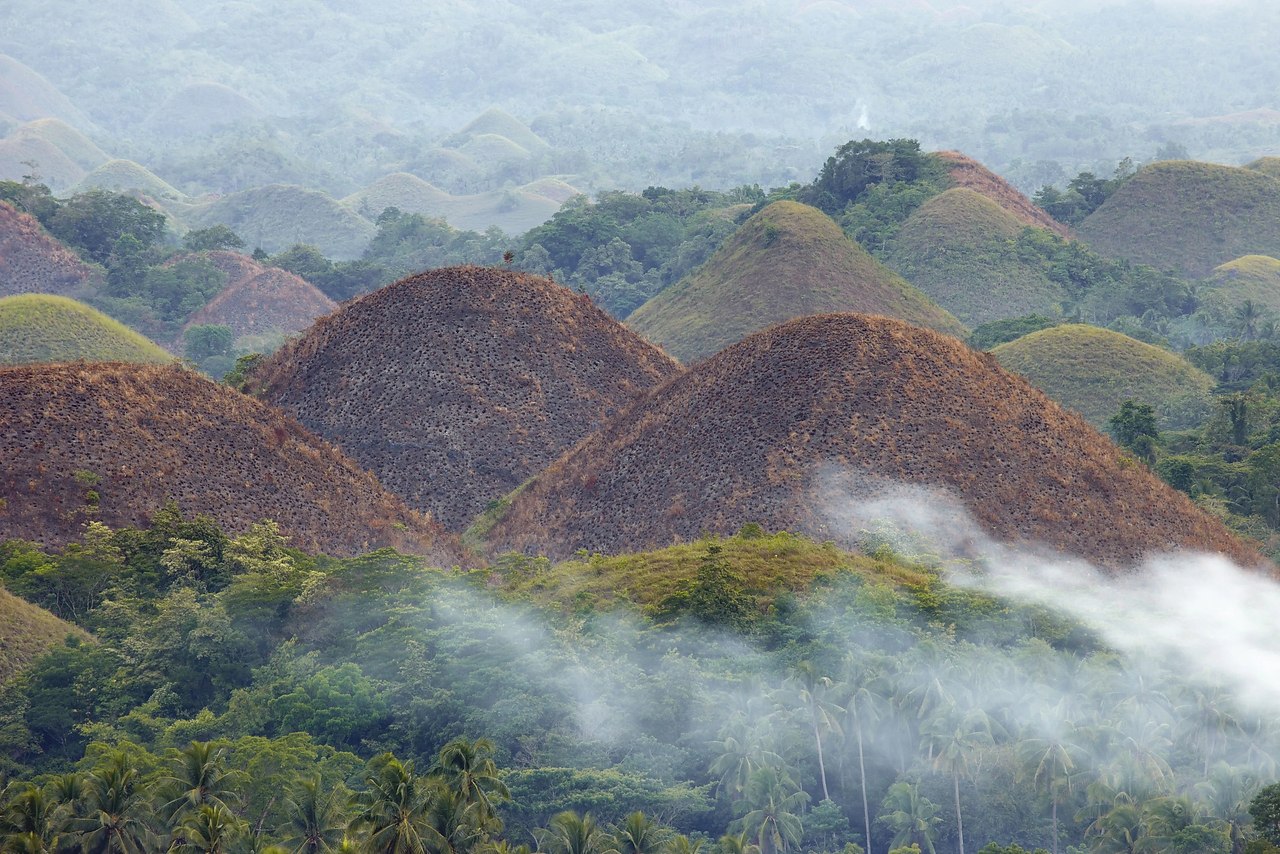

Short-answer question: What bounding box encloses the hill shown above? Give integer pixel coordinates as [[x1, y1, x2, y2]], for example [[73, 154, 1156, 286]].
[[1076, 160, 1280, 278], [935, 150, 1069, 236], [0, 201, 98, 297], [1201, 254, 1280, 316], [72, 158, 185, 200], [0, 294, 173, 364], [885, 188, 1068, 326], [0, 586, 90, 685], [247, 266, 681, 531], [9, 118, 108, 170], [990, 324, 1214, 430], [483, 313, 1257, 569], [0, 362, 454, 560], [184, 184, 376, 260], [344, 176, 577, 235], [0, 54, 89, 127], [453, 108, 551, 155], [626, 201, 964, 362], [182, 265, 336, 341], [1245, 157, 1280, 180], [144, 81, 264, 138], [0, 133, 85, 192], [343, 172, 451, 218]]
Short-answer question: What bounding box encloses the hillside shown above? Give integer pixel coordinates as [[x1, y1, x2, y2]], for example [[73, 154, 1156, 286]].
[[344, 175, 576, 235], [1201, 254, 1280, 316], [0, 133, 85, 191], [1247, 157, 1280, 180], [184, 184, 377, 260], [627, 201, 964, 362], [0, 586, 90, 685], [0, 54, 88, 127], [1077, 160, 1280, 278], [484, 313, 1257, 569], [0, 362, 455, 560], [885, 188, 1068, 326], [247, 266, 681, 531], [182, 265, 336, 341], [72, 158, 185, 200], [8, 118, 108, 170], [0, 294, 173, 364], [935, 150, 1069, 236], [0, 201, 98, 297], [990, 324, 1214, 430]]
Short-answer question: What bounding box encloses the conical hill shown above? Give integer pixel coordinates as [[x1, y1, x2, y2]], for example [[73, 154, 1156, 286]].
[[0, 294, 173, 364], [1202, 255, 1280, 316], [991, 324, 1214, 430], [247, 266, 681, 531], [182, 264, 336, 341], [935, 150, 1069, 235], [0, 363, 455, 561], [0, 587, 90, 685], [886, 188, 1067, 326], [626, 201, 964, 362], [484, 314, 1257, 569], [0, 201, 97, 297]]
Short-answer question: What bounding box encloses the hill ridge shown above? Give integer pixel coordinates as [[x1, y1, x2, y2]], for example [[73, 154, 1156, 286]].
[[0, 294, 173, 364]]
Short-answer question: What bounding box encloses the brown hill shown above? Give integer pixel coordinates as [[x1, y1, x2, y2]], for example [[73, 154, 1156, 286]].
[[0, 201, 98, 297], [183, 265, 336, 341], [935, 150, 1070, 236], [626, 201, 964, 362], [247, 266, 681, 531], [0, 363, 455, 561], [0, 55, 88, 127], [0, 134, 85, 192], [484, 314, 1258, 570]]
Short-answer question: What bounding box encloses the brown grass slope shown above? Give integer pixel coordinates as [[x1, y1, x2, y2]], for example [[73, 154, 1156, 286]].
[[0, 363, 456, 561], [627, 201, 964, 362], [1077, 161, 1280, 278], [248, 266, 681, 532], [1202, 255, 1280, 316], [184, 266, 336, 341], [485, 314, 1258, 569], [11, 118, 108, 170], [0, 201, 97, 297], [0, 587, 90, 684], [935, 150, 1070, 236]]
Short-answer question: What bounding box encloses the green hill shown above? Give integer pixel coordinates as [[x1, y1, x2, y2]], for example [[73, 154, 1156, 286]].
[[627, 200, 964, 362], [11, 118, 108, 170], [0, 133, 85, 192], [184, 184, 376, 260], [1246, 156, 1280, 180], [991, 324, 1214, 430], [1077, 160, 1280, 278], [0, 585, 91, 684], [1201, 254, 1280, 316], [453, 108, 551, 155], [885, 187, 1067, 326], [0, 294, 173, 364], [72, 158, 185, 200]]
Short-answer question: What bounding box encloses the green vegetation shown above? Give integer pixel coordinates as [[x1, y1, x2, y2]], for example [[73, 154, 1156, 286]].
[[0, 585, 89, 684], [0, 294, 173, 364], [1201, 255, 1280, 320], [991, 324, 1214, 430]]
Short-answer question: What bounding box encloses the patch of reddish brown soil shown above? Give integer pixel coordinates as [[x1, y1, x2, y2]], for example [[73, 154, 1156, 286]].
[[0, 201, 97, 296]]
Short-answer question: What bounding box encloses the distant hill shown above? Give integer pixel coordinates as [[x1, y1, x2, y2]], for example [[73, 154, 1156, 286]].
[[144, 81, 264, 138], [0, 294, 173, 364], [72, 158, 185, 200], [247, 266, 681, 531], [935, 150, 1069, 235], [0, 587, 90, 685], [1201, 255, 1280, 316], [885, 188, 1067, 326], [1246, 157, 1280, 180], [0, 133, 85, 191], [0, 362, 455, 560], [9, 118, 108, 170], [483, 313, 1257, 569], [990, 324, 1214, 430], [1077, 160, 1280, 278], [453, 108, 551, 155], [343, 175, 575, 235], [627, 201, 964, 362], [182, 262, 336, 341], [343, 172, 451, 219], [184, 184, 377, 260], [0, 201, 98, 297], [0, 54, 89, 127]]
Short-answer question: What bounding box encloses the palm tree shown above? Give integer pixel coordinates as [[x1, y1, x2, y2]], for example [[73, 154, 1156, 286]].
[[65, 752, 154, 854], [709, 719, 783, 804], [423, 783, 493, 854], [716, 832, 759, 854], [1019, 719, 1088, 854], [925, 708, 996, 854], [281, 776, 347, 854], [731, 767, 808, 854], [790, 662, 844, 803], [532, 811, 618, 854], [613, 812, 671, 854], [1196, 763, 1258, 854], [171, 804, 246, 854], [159, 741, 244, 824], [664, 836, 703, 854], [842, 653, 887, 854], [1177, 688, 1241, 777], [349, 754, 446, 854], [432, 738, 509, 826], [878, 782, 940, 854], [1, 784, 63, 853]]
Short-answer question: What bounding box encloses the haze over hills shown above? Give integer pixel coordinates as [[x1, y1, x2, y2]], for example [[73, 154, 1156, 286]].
[[484, 313, 1256, 568], [0, 362, 455, 560], [0, 294, 174, 365], [247, 266, 681, 531], [626, 201, 964, 362], [0, 201, 98, 298], [990, 324, 1214, 430], [180, 184, 377, 259]]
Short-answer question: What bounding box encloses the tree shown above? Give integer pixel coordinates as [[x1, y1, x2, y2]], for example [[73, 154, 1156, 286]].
[[878, 782, 940, 854], [172, 804, 245, 854], [1250, 783, 1280, 846], [613, 811, 671, 854], [432, 737, 509, 825], [183, 226, 246, 253], [732, 767, 808, 854], [65, 751, 153, 854], [281, 776, 347, 854], [790, 662, 842, 802], [925, 708, 996, 854], [158, 741, 243, 824], [842, 655, 886, 854], [532, 812, 619, 854], [709, 719, 783, 803], [47, 189, 167, 264], [1108, 400, 1158, 462], [1019, 722, 1087, 854], [185, 325, 234, 364], [349, 753, 446, 854]]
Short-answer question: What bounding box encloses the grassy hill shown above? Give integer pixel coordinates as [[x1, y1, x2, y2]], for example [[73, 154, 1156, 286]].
[[184, 184, 377, 260], [452, 108, 551, 155], [1201, 254, 1280, 316], [990, 324, 1214, 430], [72, 158, 185, 200], [0, 54, 89, 127], [0, 362, 455, 560], [0, 201, 98, 297], [627, 200, 964, 362], [0, 294, 173, 364], [10, 118, 108, 170], [935, 150, 1068, 236], [0, 133, 85, 192], [484, 313, 1257, 569], [885, 188, 1068, 327], [248, 266, 680, 532], [1077, 160, 1280, 278], [0, 586, 90, 684], [1246, 156, 1280, 180], [182, 265, 336, 341]]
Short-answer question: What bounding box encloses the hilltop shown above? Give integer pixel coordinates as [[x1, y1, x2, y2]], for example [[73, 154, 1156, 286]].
[[935, 150, 1069, 236], [247, 266, 680, 531], [0, 201, 98, 297], [483, 313, 1256, 569], [72, 158, 184, 200], [626, 201, 964, 362], [0, 586, 90, 685], [180, 256, 336, 342], [990, 324, 1214, 430], [344, 174, 576, 235], [1201, 254, 1280, 316], [0, 363, 454, 560], [183, 184, 376, 260], [0, 294, 173, 364], [1077, 160, 1280, 278], [885, 188, 1067, 326]]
